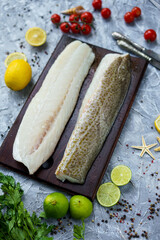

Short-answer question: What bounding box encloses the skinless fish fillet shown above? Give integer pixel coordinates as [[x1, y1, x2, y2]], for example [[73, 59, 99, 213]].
[[13, 40, 95, 174], [55, 53, 131, 184]]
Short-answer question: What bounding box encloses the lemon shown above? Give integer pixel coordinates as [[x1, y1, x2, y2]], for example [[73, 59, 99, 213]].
[[70, 195, 93, 220], [25, 27, 47, 46], [4, 59, 32, 91], [43, 192, 69, 219], [154, 115, 160, 133], [111, 165, 132, 186], [4, 52, 27, 68], [97, 182, 121, 207]]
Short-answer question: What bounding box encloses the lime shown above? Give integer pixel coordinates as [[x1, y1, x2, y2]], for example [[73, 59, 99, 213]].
[[4, 59, 32, 91], [70, 195, 93, 220], [25, 27, 47, 46], [111, 165, 132, 186], [4, 52, 27, 68], [154, 115, 160, 133], [97, 182, 120, 207], [43, 192, 69, 219]]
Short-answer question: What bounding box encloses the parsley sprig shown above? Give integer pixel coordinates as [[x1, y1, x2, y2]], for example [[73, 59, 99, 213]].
[[73, 220, 85, 240], [0, 172, 54, 240]]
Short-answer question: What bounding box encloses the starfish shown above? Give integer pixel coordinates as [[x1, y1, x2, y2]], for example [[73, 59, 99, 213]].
[[154, 137, 160, 151], [131, 136, 157, 160]]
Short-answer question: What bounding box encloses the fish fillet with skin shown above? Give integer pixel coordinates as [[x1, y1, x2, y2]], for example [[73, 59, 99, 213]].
[[55, 53, 131, 184], [13, 40, 95, 174]]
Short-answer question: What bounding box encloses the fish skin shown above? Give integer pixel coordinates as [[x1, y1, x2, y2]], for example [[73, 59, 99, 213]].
[[13, 41, 95, 174], [55, 53, 131, 184]]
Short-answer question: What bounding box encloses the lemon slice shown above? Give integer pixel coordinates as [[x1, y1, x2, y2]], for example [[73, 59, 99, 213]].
[[25, 27, 47, 46], [4, 52, 27, 68], [154, 115, 160, 133], [97, 182, 121, 207], [111, 165, 132, 186]]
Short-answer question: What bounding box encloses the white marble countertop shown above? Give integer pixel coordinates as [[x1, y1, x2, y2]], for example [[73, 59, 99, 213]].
[[0, 0, 160, 239]]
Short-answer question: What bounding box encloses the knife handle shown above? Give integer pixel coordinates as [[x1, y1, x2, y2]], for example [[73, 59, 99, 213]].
[[112, 32, 145, 52], [117, 40, 151, 62]]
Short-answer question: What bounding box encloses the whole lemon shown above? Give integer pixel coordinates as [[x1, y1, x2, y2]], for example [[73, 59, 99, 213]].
[[4, 59, 32, 91]]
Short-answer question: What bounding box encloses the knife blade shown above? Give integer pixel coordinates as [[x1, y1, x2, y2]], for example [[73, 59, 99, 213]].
[[116, 40, 160, 70], [112, 32, 160, 63], [149, 0, 160, 10]]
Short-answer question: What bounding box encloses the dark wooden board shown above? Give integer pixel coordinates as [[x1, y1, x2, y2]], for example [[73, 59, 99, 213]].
[[0, 36, 148, 200]]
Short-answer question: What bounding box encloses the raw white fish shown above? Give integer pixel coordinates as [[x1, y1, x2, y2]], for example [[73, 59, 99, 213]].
[[55, 53, 131, 184], [13, 40, 95, 174]]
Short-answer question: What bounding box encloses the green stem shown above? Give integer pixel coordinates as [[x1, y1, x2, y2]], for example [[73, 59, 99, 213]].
[[24, 220, 33, 240]]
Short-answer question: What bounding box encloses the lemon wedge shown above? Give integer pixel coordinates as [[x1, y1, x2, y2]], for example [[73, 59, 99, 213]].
[[154, 115, 160, 133], [4, 59, 32, 91], [4, 52, 27, 68], [25, 27, 47, 46]]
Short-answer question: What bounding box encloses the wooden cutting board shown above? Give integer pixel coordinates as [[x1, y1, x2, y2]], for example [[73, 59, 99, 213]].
[[0, 36, 148, 200]]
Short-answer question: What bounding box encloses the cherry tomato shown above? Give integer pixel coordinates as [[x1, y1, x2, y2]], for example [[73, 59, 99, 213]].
[[81, 24, 91, 35], [131, 7, 141, 17], [101, 8, 111, 19], [69, 14, 80, 23], [70, 23, 81, 34], [51, 14, 61, 24], [144, 29, 157, 42], [60, 22, 70, 33], [92, 0, 102, 10], [80, 12, 93, 24], [124, 12, 134, 23]]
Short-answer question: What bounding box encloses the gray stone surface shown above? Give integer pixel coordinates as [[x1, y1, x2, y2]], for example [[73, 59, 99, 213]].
[[0, 0, 160, 239]]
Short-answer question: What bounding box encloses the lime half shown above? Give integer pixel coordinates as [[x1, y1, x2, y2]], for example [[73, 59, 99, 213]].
[[97, 182, 120, 207], [111, 165, 132, 186]]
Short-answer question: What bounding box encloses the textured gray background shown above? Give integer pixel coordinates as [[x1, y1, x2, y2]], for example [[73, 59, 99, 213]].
[[0, 0, 160, 239]]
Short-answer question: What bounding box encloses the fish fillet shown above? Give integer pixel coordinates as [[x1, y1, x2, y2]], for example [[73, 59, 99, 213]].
[[13, 40, 95, 174], [55, 53, 131, 184]]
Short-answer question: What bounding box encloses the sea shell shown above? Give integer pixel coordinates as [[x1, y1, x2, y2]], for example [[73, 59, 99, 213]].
[[61, 6, 85, 15]]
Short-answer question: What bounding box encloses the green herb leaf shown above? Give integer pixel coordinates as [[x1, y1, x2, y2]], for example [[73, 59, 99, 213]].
[[39, 211, 47, 219], [0, 172, 54, 240], [40, 237, 53, 240], [73, 220, 85, 240]]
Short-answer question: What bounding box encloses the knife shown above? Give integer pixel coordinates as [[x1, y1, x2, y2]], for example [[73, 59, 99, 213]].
[[112, 32, 160, 63], [116, 40, 160, 70], [149, 0, 160, 10]]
